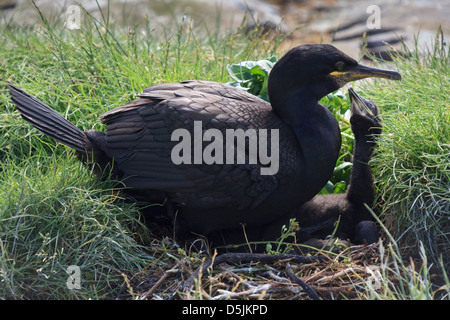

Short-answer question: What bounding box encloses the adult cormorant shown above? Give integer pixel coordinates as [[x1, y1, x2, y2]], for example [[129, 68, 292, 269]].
[[8, 44, 400, 240]]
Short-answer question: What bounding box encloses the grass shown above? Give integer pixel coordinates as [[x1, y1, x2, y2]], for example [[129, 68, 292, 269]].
[[0, 152, 155, 298], [360, 31, 449, 274], [0, 3, 448, 300], [354, 33, 449, 299]]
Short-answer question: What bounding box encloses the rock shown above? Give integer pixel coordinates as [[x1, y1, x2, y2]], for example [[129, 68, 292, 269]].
[[2, 0, 448, 61], [1, 0, 286, 34]]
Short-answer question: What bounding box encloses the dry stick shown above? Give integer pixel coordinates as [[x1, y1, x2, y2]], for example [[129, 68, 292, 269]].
[[144, 259, 185, 298], [285, 262, 320, 300], [181, 252, 324, 294], [213, 283, 276, 300]]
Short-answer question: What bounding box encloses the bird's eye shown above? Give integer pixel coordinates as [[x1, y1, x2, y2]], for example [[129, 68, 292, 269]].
[[335, 62, 345, 71]]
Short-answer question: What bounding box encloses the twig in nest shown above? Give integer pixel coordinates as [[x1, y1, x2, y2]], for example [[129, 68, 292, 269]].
[[181, 252, 323, 294], [315, 267, 366, 284], [217, 266, 256, 289], [285, 263, 320, 300], [264, 269, 291, 284], [143, 259, 185, 298], [212, 283, 276, 300]]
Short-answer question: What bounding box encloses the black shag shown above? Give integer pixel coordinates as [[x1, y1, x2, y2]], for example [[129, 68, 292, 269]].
[[8, 44, 400, 240]]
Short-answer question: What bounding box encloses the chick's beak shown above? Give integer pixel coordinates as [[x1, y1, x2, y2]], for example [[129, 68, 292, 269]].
[[348, 87, 374, 116]]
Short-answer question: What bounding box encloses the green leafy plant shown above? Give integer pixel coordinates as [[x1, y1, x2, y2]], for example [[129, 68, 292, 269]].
[[319, 160, 353, 195], [226, 56, 277, 101], [265, 218, 300, 254]]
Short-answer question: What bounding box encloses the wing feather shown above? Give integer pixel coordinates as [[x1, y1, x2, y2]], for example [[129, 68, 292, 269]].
[[100, 81, 297, 209]]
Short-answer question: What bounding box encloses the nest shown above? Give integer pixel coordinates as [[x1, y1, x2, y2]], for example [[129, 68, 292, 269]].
[[123, 241, 384, 300]]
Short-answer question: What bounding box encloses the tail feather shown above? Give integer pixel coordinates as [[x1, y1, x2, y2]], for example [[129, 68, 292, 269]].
[[8, 83, 89, 152]]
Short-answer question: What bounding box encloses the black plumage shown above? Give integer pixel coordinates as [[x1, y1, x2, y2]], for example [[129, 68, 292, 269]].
[[8, 44, 400, 240], [291, 87, 383, 245], [204, 88, 384, 250]]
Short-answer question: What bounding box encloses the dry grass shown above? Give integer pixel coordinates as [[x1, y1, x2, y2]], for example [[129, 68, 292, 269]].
[[116, 240, 388, 300]]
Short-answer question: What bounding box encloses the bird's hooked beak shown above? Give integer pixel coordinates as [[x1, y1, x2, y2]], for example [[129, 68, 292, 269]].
[[331, 63, 402, 84], [348, 87, 375, 117]]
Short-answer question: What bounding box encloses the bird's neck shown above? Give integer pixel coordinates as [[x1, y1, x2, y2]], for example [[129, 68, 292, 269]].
[[274, 88, 341, 197], [271, 87, 322, 127], [346, 135, 376, 205]]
